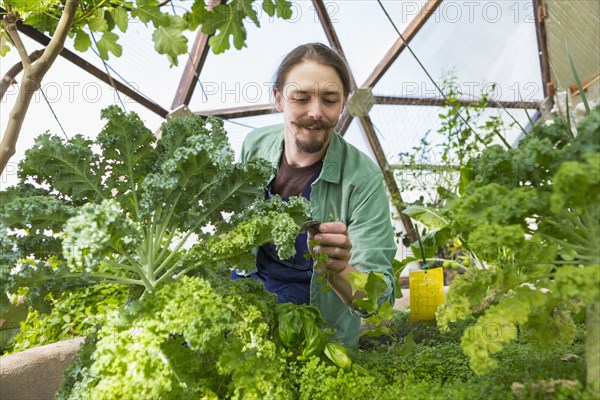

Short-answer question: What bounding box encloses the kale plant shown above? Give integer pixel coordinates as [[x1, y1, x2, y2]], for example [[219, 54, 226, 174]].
[[402, 104, 599, 396], [0, 106, 309, 316]]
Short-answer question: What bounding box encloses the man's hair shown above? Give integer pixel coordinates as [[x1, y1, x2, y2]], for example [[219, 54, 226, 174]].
[[274, 42, 353, 98]]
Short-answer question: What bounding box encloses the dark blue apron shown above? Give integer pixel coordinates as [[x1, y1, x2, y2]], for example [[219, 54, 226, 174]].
[[231, 167, 321, 305]]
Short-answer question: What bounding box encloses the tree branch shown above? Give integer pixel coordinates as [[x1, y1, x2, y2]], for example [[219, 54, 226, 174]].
[[2, 10, 31, 69], [0, 49, 44, 101], [0, 0, 80, 175]]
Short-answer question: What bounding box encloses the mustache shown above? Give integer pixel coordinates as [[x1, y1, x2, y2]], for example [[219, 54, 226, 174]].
[[292, 117, 337, 130]]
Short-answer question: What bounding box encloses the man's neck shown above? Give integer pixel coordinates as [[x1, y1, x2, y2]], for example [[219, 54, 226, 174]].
[[283, 135, 330, 168]]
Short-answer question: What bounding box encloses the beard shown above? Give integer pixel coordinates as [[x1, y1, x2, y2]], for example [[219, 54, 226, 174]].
[[291, 117, 337, 154]]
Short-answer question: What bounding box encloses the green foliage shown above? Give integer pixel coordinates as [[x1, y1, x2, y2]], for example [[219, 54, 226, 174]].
[[429, 105, 600, 376], [50, 273, 589, 399], [347, 271, 400, 340], [403, 205, 449, 231], [349, 271, 388, 314], [396, 96, 599, 378], [276, 303, 352, 369], [354, 318, 586, 400], [8, 284, 128, 354], [287, 356, 395, 400], [262, 0, 293, 18], [1, 1, 294, 63], [56, 276, 294, 399], [1, 107, 309, 317]]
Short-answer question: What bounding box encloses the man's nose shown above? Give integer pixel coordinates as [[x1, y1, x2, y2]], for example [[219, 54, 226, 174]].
[[307, 99, 323, 119]]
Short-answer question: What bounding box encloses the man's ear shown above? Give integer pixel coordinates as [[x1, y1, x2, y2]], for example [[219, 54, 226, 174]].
[[274, 88, 283, 112]]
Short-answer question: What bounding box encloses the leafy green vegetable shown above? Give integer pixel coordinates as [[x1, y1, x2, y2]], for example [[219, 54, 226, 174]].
[[1, 107, 309, 316], [430, 105, 600, 380], [8, 284, 128, 354], [276, 302, 351, 369], [57, 276, 293, 399]]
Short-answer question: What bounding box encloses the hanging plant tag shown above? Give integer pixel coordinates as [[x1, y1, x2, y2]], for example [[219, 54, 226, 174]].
[[409, 268, 444, 321]]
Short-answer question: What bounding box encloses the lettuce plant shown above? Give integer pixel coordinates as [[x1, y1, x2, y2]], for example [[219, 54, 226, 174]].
[[0, 106, 309, 315], [56, 275, 294, 399]]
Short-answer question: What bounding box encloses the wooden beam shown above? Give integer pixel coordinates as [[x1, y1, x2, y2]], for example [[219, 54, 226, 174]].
[[311, 0, 347, 60], [358, 115, 417, 244], [374, 96, 541, 110], [194, 104, 275, 119], [362, 0, 443, 88], [171, 31, 211, 109], [533, 0, 553, 98], [6, 14, 169, 118], [335, 110, 354, 136], [311, 0, 357, 138], [171, 0, 228, 109]]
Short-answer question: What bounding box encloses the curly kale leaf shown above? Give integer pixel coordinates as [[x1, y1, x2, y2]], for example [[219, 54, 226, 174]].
[[59, 276, 292, 399], [139, 115, 270, 232], [449, 184, 547, 237], [1, 258, 97, 315], [207, 195, 310, 262], [434, 104, 600, 378], [551, 153, 600, 216], [463, 105, 599, 192], [206, 211, 301, 262], [61, 199, 141, 273], [97, 106, 156, 213], [566, 104, 600, 157], [460, 285, 549, 375], [18, 134, 107, 204], [0, 184, 74, 232]]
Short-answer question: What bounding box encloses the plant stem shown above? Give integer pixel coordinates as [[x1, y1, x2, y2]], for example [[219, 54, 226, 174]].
[[541, 236, 589, 253], [1, 49, 44, 101], [563, 212, 591, 240], [154, 187, 226, 279], [74, 0, 108, 25], [152, 205, 165, 250], [87, 272, 144, 286], [153, 228, 178, 275], [148, 215, 155, 282], [3, 12, 31, 69], [103, 259, 154, 291], [153, 192, 182, 264], [586, 301, 599, 397], [102, 259, 139, 273], [544, 218, 589, 244]]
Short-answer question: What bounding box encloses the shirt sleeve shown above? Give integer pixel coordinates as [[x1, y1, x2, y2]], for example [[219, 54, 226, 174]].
[[346, 171, 397, 307], [239, 137, 250, 164]]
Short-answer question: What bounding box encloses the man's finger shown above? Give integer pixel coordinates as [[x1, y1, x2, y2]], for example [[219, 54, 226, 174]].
[[312, 245, 350, 260], [314, 233, 352, 248], [319, 221, 347, 234]]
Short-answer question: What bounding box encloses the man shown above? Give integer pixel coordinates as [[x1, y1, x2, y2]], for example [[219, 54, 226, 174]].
[[234, 43, 397, 347]]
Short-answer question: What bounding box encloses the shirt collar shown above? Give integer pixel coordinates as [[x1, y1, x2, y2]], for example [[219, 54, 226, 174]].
[[270, 128, 343, 184]]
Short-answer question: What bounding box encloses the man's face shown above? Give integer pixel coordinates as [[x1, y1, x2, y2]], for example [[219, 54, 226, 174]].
[[274, 62, 345, 154]]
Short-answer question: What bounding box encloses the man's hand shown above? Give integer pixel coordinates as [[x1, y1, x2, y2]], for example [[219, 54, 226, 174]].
[[308, 222, 352, 275]]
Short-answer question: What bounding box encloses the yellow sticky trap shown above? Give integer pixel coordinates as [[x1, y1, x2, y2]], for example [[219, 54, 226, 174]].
[[409, 268, 444, 322]]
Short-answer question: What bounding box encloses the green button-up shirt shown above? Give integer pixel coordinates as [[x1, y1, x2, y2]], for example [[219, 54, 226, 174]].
[[240, 124, 397, 346]]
